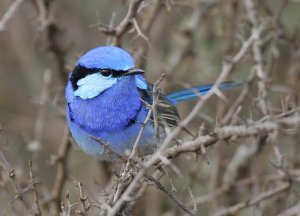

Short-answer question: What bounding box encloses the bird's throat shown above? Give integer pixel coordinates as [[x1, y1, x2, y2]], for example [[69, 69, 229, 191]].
[[66, 77, 141, 134]]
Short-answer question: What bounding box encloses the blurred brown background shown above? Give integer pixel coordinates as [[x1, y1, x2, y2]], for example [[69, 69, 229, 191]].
[[0, 0, 300, 215]]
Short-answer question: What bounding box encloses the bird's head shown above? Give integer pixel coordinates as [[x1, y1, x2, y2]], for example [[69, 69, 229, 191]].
[[70, 46, 146, 99]]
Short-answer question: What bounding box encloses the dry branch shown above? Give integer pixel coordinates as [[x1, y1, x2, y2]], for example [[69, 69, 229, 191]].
[[99, 0, 144, 46], [50, 126, 71, 214], [0, 0, 24, 31], [1, 1, 300, 215], [213, 182, 291, 216], [165, 115, 300, 159]]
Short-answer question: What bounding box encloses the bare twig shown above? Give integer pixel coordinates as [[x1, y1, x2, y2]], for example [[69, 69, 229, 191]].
[[193, 169, 300, 206], [222, 136, 267, 185], [35, 0, 68, 83], [108, 22, 271, 215], [136, 0, 162, 68], [29, 160, 41, 216], [212, 182, 291, 216], [146, 174, 195, 216], [2, 183, 36, 216], [160, 24, 265, 160], [61, 191, 78, 216], [165, 115, 300, 159], [99, 0, 144, 46], [28, 69, 52, 153], [109, 103, 152, 208], [277, 202, 300, 216], [165, 1, 214, 76], [244, 0, 269, 115], [0, 0, 24, 31], [74, 181, 90, 215], [0, 150, 33, 215], [50, 125, 71, 214], [91, 137, 127, 161], [129, 108, 152, 160]]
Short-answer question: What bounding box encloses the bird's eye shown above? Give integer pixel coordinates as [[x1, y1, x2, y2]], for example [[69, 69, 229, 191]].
[[100, 69, 112, 77]]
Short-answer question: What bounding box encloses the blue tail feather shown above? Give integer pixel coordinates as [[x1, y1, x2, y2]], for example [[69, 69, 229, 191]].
[[166, 81, 243, 105]]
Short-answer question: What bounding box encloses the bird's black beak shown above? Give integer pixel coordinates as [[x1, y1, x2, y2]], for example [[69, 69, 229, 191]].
[[122, 67, 145, 76]]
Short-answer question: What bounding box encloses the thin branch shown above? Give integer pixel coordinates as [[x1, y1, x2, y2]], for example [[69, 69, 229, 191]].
[[0, 0, 24, 31], [35, 0, 68, 83], [212, 182, 291, 216], [165, 1, 214, 76], [0, 151, 32, 215], [165, 115, 300, 159], [99, 0, 144, 46], [108, 23, 270, 215], [50, 125, 71, 214], [2, 182, 37, 216], [74, 181, 90, 215], [191, 169, 300, 206], [159, 24, 265, 160], [110, 104, 152, 206], [91, 137, 127, 161], [244, 0, 269, 115], [61, 191, 78, 216], [132, 18, 151, 48], [146, 174, 195, 216], [277, 202, 300, 216], [29, 160, 41, 216], [136, 0, 162, 68]]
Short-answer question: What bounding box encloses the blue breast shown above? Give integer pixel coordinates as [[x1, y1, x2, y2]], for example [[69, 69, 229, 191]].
[[66, 76, 141, 132], [66, 76, 156, 159]]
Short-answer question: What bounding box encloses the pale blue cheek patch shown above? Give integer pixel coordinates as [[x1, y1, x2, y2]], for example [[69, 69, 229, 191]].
[[74, 73, 117, 99], [135, 75, 147, 90]]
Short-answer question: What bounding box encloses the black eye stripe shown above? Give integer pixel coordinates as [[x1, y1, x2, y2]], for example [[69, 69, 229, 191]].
[[110, 70, 122, 77], [70, 65, 98, 90], [70, 65, 126, 90]]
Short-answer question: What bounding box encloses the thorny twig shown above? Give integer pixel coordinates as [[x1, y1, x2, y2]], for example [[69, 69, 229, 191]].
[[108, 96, 153, 211], [159, 22, 265, 159], [244, 0, 269, 115], [74, 181, 91, 215], [61, 191, 78, 216], [99, 0, 144, 46], [165, 114, 300, 159], [107, 73, 166, 213], [29, 160, 41, 216], [107, 20, 271, 214], [2, 1, 300, 215]]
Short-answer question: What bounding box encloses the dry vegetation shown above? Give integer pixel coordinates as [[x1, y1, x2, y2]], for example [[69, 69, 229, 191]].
[[0, 0, 300, 215]]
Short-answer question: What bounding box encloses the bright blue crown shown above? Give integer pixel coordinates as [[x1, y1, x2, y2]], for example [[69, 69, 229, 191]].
[[77, 46, 135, 71]]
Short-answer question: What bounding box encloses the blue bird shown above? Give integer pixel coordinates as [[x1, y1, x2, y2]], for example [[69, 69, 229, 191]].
[[65, 46, 241, 160]]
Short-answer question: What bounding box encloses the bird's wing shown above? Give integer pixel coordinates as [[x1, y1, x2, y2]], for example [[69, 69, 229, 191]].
[[137, 82, 180, 128]]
